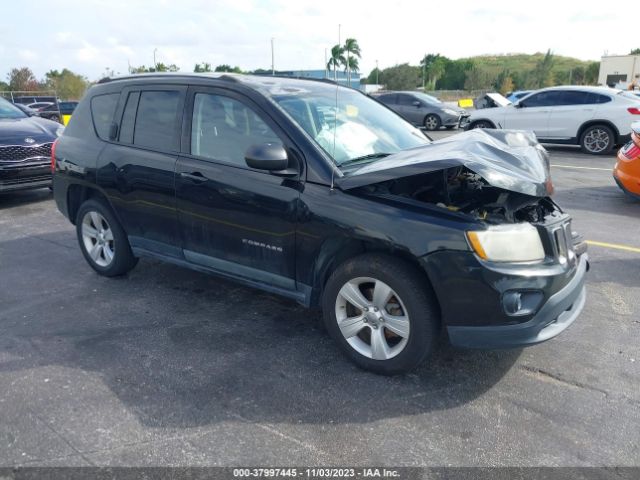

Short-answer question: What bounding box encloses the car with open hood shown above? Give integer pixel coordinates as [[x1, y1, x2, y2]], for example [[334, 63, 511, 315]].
[[0, 96, 64, 192], [52, 73, 588, 375], [464, 86, 640, 155]]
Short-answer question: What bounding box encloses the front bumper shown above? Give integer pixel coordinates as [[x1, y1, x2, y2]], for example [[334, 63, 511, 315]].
[[0, 159, 51, 192], [446, 253, 588, 349]]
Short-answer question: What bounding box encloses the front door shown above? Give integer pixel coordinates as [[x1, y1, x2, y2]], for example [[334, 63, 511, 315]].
[[503, 91, 560, 138], [175, 87, 301, 294]]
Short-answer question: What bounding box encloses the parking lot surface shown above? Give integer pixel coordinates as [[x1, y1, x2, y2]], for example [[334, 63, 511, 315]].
[[1, 130, 639, 466]]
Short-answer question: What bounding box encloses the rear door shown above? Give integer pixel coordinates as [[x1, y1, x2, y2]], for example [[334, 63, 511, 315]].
[[546, 91, 602, 140], [503, 91, 565, 137], [97, 85, 186, 257], [175, 86, 301, 294]]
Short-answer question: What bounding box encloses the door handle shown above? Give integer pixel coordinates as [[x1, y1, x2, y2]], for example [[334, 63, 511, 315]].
[[180, 172, 207, 183]]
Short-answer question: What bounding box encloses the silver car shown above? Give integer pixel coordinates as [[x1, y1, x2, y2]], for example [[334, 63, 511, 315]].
[[374, 91, 469, 130]]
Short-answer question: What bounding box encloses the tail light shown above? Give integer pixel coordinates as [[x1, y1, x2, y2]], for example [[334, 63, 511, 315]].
[[628, 107, 640, 115], [50, 138, 58, 172]]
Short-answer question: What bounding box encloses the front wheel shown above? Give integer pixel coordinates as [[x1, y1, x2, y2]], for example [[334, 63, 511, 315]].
[[469, 120, 494, 130], [424, 114, 441, 131], [76, 198, 138, 277], [580, 125, 614, 155], [322, 254, 440, 375]]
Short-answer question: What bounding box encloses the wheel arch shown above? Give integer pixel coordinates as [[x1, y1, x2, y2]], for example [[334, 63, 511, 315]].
[[67, 184, 118, 225], [468, 118, 497, 129], [577, 120, 620, 145], [309, 238, 441, 321]]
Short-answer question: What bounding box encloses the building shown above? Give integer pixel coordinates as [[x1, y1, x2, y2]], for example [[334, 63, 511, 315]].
[[598, 55, 640, 88], [275, 69, 361, 89]]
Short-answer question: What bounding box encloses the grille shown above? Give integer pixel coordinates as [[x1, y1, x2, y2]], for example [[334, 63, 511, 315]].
[[0, 143, 53, 163], [548, 221, 576, 266]]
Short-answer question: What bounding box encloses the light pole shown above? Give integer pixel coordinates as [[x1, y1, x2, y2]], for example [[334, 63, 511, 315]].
[[376, 59, 379, 85], [271, 38, 275, 76], [153, 48, 158, 71]]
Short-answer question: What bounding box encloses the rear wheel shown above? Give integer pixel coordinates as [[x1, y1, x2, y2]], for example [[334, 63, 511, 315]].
[[424, 114, 441, 131], [580, 125, 614, 155], [322, 254, 439, 375], [76, 198, 138, 277]]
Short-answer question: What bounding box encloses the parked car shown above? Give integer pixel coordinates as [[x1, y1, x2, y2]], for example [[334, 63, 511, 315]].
[[52, 74, 588, 375], [27, 102, 54, 111], [0, 97, 64, 192], [13, 96, 57, 105], [373, 91, 469, 130], [13, 103, 39, 116], [507, 90, 533, 103], [37, 101, 79, 123], [614, 121, 640, 199], [463, 86, 640, 154]]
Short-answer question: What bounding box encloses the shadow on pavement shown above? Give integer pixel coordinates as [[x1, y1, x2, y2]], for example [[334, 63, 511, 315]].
[[0, 232, 522, 428], [0, 188, 52, 210]]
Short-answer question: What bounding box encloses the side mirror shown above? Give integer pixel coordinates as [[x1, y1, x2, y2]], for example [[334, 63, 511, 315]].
[[514, 102, 524, 109], [412, 100, 421, 107], [245, 143, 289, 171]]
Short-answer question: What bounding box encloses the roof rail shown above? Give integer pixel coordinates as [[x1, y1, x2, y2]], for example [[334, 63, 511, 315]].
[[96, 72, 242, 84]]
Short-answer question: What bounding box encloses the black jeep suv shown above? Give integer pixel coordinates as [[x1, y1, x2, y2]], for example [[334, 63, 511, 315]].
[[53, 73, 588, 374]]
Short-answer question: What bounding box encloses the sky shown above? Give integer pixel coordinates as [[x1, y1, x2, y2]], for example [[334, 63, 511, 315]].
[[0, 0, 633, 82]]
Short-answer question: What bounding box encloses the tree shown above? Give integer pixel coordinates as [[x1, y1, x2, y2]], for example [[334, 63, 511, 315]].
[[498, 76, 514, 95], [7, 67, 39, 91], [420, 54, 447, 90], [531, 49, 555, 88], [194, 62, 212, 73], [0, 81, 9, 91], [437, 59, 472, 90], [131, 63, 179, 73], [631, 48, 640, 55], [378, 64, 421, 90], [366, 67, 382, 85], [214, 64, 242, 73], [326, 44, 345, 81], [585, 62, 599, 85], [44, 69, 88, 100], [343, 38, 361, 83], [464, 64, 495, 90]]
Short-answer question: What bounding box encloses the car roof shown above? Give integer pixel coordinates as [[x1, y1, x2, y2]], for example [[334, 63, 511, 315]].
[[96, 72, 356, 97], [537, 85, 621, 94]]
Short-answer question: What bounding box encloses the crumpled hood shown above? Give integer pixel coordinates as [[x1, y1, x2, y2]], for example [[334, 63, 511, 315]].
[[336, 129, 552, 197]]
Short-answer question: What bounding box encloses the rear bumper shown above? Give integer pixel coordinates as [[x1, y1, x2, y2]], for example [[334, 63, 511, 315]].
[[447, 254, 588, 349], [0, 160, 51, 192]]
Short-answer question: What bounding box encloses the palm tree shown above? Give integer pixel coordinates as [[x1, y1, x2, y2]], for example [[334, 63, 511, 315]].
[[344, 57, 359, 81], [327, 44, 345, 81], [343, 38, 361, 84]]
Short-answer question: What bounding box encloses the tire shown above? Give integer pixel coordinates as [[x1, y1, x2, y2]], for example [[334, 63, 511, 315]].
[[445, 125, 456, 130], [579, 124, 614, 155], [469, 120, 494, 130], [75, 198, 138, 277], [322, 254, 440, 375], [424, 114, 441, 131]]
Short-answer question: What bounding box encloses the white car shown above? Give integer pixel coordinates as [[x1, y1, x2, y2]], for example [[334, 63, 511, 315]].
[[464, 86, 640, 154]]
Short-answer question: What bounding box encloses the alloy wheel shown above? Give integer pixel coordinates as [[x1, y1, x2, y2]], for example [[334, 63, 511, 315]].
[[81, 211, 115, 267], [334, 277, 410, 360], [583, 128, 610, 153], [425, 116, 439, 130]]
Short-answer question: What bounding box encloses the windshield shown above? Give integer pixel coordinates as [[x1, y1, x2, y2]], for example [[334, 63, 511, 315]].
[[412, 92, 442, 105], [271, 87, 429, 166], [0, 98, 28, 119]]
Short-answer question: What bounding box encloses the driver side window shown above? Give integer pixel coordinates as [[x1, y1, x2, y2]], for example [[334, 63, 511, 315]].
[[191, 93, 282, 167]]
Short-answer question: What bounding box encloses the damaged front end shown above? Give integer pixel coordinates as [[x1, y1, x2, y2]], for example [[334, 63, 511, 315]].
[[337, 129, 558, 225]]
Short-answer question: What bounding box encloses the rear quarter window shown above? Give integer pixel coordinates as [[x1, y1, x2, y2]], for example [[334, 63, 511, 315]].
[[90, 93, 120, 140]]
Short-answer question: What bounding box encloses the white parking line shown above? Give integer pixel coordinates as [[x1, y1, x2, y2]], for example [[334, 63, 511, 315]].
[[550, 164, 612, 172]]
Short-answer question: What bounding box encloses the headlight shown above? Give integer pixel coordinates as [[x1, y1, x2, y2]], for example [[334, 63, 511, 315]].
[[443, 108, 459, 116], [55, 126, 65, 137], [466, 223, 545, 262]]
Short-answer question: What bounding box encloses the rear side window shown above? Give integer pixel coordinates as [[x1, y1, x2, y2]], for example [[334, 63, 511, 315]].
[[134, 90, 181, 151], [377, 94, 397, 104], [90, 93, 119, 140]]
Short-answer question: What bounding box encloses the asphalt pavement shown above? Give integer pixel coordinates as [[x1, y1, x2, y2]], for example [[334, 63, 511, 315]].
[[0, 131, 638, 467]]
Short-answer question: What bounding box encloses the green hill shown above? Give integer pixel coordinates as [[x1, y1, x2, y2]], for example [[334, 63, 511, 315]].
[[461, 53, 595, 78]]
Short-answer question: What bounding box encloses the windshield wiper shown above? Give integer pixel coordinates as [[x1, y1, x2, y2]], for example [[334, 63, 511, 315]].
[[339, 153, 391, 166]]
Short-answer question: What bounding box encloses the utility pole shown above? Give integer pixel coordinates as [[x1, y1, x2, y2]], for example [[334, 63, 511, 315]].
[[376, 59, 379, 85], [153, 48, 158, 71], [325, 48, 328, 79], [335, 24, 340, 82], [271, 38, 275, 76]]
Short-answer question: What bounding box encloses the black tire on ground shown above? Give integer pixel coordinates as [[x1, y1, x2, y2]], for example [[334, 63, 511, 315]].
[[579, 124, 615, 155], [424, 114, 442, 131], [322, 253, 440, 375], [75, 198, 138, 277], [445, 125, 456, 130], [469, 120, 495, 129]]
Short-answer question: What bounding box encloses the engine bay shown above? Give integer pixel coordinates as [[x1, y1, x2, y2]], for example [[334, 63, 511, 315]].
[[357, 166, 560, 224]]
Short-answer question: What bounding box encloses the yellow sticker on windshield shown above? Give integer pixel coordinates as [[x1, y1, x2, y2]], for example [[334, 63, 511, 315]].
[[345, 105, 359, 117]]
